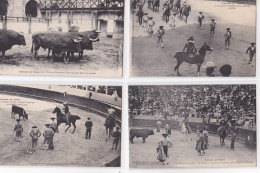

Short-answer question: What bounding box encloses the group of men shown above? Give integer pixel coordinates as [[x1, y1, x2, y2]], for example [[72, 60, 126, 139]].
[[14, 118, 56, 153], [134, 0, 256, 69], [13, 102, 121, 153]]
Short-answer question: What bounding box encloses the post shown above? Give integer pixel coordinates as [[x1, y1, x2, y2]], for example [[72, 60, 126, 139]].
[[97, 19, 101, 31], [91, 11, 94, 30], [28, 14, 32, 34], [67, 11, 71, 31], [46, 11, 49, 31]]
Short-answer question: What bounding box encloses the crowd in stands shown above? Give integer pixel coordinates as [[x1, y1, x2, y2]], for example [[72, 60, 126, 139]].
[[129, 85, 256, 128]]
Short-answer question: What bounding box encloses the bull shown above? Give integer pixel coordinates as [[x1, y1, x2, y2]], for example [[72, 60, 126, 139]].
[[0, 29, 26, 59], [31, 30, 100, 62], [130, 129, 154, 143], [11, 105, 28, 120]]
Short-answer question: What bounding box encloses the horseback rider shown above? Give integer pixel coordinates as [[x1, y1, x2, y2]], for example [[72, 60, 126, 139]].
[[183, 37, 197, 58], [63, 102, 70, 125], [246, 43, 256, 64], [180, 113, 191, 134]]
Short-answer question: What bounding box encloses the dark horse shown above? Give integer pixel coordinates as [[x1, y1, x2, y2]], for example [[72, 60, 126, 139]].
[[173, 43, 213, 76], [153, 0, 160, 13], [136, 4, 144, 25], [163, 5, 171, 23], [52, 106, 81, 134], [105, 115, 116, 140], [217, 124, 228, 146], [180, 5, 191, 23]]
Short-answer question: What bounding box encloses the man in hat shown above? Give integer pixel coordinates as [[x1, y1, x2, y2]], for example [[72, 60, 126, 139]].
[[30, 126, 41, 151], [111, 126, 121, 150], [63, 102, 70, 125], [171, 12, 177, 30], [50, 117, 57, 132], [147, 17, 155, 37], [219, 64, 232, 77], [157, 133, 172, 165], [14, 119, 23, 142], [246, 43, 256, 64], [224, 28, 232, 47], [229, 121, 238, 150], [85, 117, 93, 139], [196, 129, 205, 156], [183, 37, 197, 58], [210, 18, 216, 36], [42, 124, 55, 150], [204, 61, 216, 77], [198, 12, 205, 29], [157, 26, 165, 48], [142, 13, 149, 33]]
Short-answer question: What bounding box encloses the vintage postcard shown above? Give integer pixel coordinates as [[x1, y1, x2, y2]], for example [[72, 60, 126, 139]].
[[0, 0, 124, 77], [130, 0, 256, 77], [0, 84, 122, 167], [129, 85, 256, 168]]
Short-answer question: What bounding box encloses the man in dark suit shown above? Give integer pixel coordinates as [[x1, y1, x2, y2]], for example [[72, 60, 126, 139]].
[[85, 117, 93, 139]]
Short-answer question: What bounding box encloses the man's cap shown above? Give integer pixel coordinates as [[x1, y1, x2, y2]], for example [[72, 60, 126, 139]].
[[162, 133, 168, 137], [50, 118, 56, 120], [116, 127, 120, 130], [219, 64, 232, 77], [173, 12, 177, 15], [16, 119, 21, 122], [159, 26, 164, 29], [188, 37, 194, 41], [87, 117, 91, 120], [199, 12, 203, 13], [211, 18, 215, 21], [149, 17, 153, 19], [251, 42, 255, 45], [45, 124, 50, 127], [32, 126, 37, 128], [199, 129, 203, 133], [203, 61, 216, 68], [226, 28, 231, 30]]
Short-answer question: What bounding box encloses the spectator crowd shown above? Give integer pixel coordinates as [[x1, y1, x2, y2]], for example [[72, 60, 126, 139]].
[[129, 85, 256, 129]]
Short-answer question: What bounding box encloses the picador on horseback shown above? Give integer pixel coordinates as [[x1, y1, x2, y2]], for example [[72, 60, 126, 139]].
[[183, 37, 197, 58]]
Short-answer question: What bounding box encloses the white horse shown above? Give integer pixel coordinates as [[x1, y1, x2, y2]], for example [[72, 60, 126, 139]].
[[179, 122, 192, 142]]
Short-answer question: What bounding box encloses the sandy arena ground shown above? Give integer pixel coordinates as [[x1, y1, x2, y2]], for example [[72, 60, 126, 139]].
[[130, 0, 256, 77], [0, 94, 120, 166], [0, 36, 122, 77], [129, 127, 256, 168]]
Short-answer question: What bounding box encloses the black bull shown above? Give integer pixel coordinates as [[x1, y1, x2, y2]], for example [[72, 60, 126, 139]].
[[130, 129, 154, 143], [31, 31, 100, 60], [11, 105, 28, 120]]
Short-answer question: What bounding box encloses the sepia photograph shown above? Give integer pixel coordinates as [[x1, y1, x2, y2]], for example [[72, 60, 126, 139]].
[[0, 84, 122, 167], [129, 85, 256, 168], [130, 0, 256, 77], [0, 0, 124, 77]]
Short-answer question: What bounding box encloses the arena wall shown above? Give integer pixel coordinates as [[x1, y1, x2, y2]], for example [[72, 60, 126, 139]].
[[131, 119, 256, 149]]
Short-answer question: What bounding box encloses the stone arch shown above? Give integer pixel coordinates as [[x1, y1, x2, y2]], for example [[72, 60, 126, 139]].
[[0, 0, 9, 16], [25, 0, 39, 17]]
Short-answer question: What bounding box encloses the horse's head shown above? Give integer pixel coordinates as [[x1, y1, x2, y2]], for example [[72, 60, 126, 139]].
[[24, 114, 28, 120], [53, 106, 59, 114], [201, 43, 213, 52]]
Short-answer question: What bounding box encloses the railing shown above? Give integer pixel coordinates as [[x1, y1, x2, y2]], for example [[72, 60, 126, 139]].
[[39, 0, 124, 11]]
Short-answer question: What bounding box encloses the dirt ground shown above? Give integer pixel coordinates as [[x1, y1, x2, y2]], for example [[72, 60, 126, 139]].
[[129, 128, 256, 168], [0, 35, 122, 77], [130, 0, 256, 77], [0, 94, 120, 166]]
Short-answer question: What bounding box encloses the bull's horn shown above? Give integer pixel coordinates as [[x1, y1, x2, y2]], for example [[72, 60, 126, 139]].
[[88, 34, 100, 42], [95, 30, 102, 33], [18, 32, 24, 35]]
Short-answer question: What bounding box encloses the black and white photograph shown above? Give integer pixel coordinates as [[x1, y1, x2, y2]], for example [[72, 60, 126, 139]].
[[0, 84, 122, 167], [130, 0, 256, 77], [0, 0, 124, 77], [129, 85, 256, 168]]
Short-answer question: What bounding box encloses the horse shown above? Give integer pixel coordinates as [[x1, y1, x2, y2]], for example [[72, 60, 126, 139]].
[[217, 125, 228, 146], [52, 106, 81, 134], [105, 115, 116, 140], [153, 0, 160, 13], [180, 5, 191, 23], [136, 5, 144, 25], [173, 43, 213, 77], [163, 5, 171, 23]]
